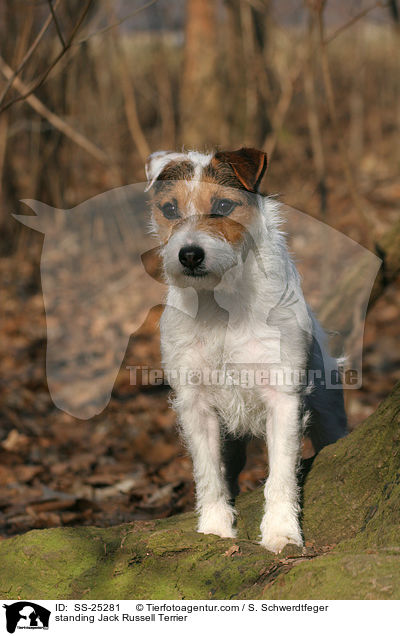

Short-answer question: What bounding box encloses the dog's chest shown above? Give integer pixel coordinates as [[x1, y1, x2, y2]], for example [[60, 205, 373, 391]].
[[161, 305, 280, 369], [222, 320, 281, 365], [161, 306, 280, 435]]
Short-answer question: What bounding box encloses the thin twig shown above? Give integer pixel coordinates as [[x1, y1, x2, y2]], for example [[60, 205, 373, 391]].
[[74, 0, 159, 46], [0, 0, 61, 108], [0, 109, 8, 190], [47, 0, 66, 49], [324, 0, 389, 45], [263, 53, 305, 159], [304, 14, 327, 215], [108, 5, 150, 163], [316, 8, 381, 246], [0, 54, 110, 165], [0, 0, 94, 114]]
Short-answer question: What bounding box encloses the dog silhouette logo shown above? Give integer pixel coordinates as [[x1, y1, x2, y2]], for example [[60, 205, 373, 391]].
[[3, 602, 50, 633], [13, 183, 381, 418]]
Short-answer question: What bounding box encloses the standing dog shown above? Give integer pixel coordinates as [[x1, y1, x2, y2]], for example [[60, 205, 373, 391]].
[[145, 147, 347, 553]]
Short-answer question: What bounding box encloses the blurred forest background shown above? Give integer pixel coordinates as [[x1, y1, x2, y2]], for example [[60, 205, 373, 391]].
[[0, 0, 399, 538]]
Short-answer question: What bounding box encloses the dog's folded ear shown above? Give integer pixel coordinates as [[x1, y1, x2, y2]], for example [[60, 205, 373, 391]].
[[214, 147, 268, 192], [145, 150, 182, 191]]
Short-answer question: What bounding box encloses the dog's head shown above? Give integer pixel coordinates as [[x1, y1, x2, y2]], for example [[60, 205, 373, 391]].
[[145, 147, 268, 289]]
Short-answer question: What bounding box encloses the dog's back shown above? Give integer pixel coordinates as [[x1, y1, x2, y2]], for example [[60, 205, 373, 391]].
[[305, 321, 348, 453]]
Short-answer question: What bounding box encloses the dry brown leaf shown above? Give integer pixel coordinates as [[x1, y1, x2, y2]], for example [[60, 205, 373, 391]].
[[224, 544, 240, 557]]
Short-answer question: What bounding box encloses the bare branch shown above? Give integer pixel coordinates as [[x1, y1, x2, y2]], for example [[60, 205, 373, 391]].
[[74, 0, 159, 46], [315, 7, 384, 247], [304, 14, 327, 215], [47, 0, 66, 49], [324, 1, 389, 45], [0, 54, 110, 165], [0, 0, 94, 114], [107, 5, 150, 164], [263, 49, 306, 160], [0, 0, 61, 108]]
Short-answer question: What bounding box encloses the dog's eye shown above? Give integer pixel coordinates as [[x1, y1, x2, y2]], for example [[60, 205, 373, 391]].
[[160, 201, 180, 220], [211, 199, 238, 217]]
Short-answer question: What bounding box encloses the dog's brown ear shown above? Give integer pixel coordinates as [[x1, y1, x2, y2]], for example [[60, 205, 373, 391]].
[[214, 147, 268, 192]]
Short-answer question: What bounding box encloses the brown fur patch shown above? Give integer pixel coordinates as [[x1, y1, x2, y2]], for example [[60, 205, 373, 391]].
[[301, 436, 316, 460], [154, 161, 194, 191], [193, 215, 252, 244], [203, 159, 246, 191], [151, 180, 196, 242], [141, 246, 165, 283], [151, 179, 258, 245]]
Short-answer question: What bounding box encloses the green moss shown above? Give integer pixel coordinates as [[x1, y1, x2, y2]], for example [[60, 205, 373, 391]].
[[255, 550, 400, 600], [302, 381, 400, 547], [0, 383, 399, 600]]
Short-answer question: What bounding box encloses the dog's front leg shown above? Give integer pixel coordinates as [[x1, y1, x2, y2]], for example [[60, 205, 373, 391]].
[[260, 390, 303, 553], [179, 393, 236, 539]]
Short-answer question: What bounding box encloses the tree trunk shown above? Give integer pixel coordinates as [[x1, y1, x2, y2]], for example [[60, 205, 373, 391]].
[[180, 0, 224, 147]]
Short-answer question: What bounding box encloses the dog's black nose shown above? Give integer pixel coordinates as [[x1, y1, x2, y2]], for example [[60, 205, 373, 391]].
[[179, 245, 205, 269]]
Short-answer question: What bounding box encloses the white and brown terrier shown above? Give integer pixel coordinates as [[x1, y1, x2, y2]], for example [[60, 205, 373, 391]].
[[145, 147, 347, 553]]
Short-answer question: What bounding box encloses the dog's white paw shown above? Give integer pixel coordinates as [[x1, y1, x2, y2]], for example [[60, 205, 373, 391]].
[[198, 501, 236, 539], [260, 532, 302, 554], [260, 511, 303, 553]]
